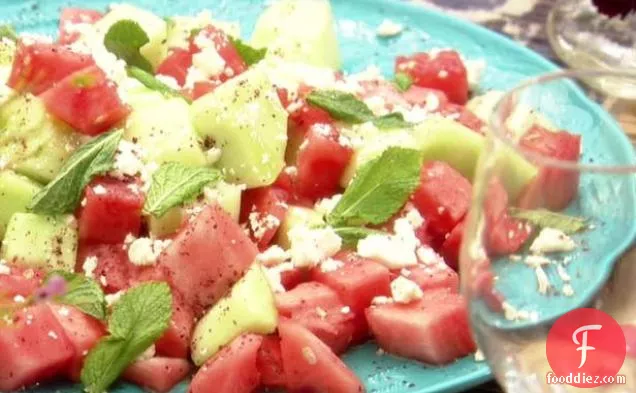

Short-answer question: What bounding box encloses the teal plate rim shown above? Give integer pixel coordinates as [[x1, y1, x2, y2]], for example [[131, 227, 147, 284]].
[[5, 0, 635, 392]]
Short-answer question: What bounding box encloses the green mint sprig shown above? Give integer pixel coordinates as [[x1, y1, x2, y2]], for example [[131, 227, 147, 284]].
[[104, 20, 153, 73]]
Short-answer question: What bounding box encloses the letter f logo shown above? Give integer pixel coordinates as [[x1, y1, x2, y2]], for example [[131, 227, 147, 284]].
[[572, 324, 602, 368]]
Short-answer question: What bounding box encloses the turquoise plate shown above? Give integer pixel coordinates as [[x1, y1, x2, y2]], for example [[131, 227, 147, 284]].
[[4, 0, 635, 391]]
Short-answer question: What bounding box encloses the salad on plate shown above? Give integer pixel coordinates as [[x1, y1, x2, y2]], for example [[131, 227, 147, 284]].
[[0, 0, 584, 392]]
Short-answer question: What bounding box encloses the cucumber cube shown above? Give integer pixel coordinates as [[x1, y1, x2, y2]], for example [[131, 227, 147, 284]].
[[0, 170, 41, 240]]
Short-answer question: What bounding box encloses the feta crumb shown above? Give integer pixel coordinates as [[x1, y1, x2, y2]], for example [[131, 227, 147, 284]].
[[302, 347, 317, 365], [438, 70, 449, 79], [400, 268, 412, 277], [284, 166, 298, 176], [286, 100, 303, 113], [105, 290, 125, 306], [530, 228, 576, 254], [403, 206, 424, 228], [372, 296, 394, 306], [19, 33, 54, 45], [358, 218, 419, 269], [83, 256, 98, 278], [192, 47, 226, 78], [0, 261, 10, 275], [111, 141, 146, 179], [376, 19, 403, 37], [474, 349, 485, 362], [376, 348, 386, 356], [509, 254, 522, 261], [263, 262, 294, 293], [319, 258, 344, 273], [314, 194, 342, 216], [137, 345, 156, 362], [81, 198, 87, 207], [155, 74, 181, 89], [464, 59, 487, 89], [502, 301, 528, 321], [315, 307, 328, 319], [205, 147, 223, 165], [99, 275, 108, 287], [289, 226, 342, 268], [416, 245, 445, 266], [562, 283, 574, 297], [391, 276, 424, 304], [535, 266, 551, 295], [341, 306, 351, 314], [128, 238, 171, 266], [256, 245, 290, 267], [58, 307, 70, 317], [556, 264, 571, 282], [524, 255, 552, 268], [364, 96, 388, 116], [13, 295, 26, 303], [92, 185, 107, 195], [48, 330, 59, 340], [184, 65, 208, 90], [423, 93, 440, 112], [249, 212, 281, 240]]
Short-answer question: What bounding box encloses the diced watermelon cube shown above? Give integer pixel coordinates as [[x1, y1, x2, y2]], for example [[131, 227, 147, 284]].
[[77, 243, 135, 294], [77, 176, 144, 245], [189, 334, 263, 393], [0, 266, 44, 297], [123, 357, 191, 393], [366, 290, 476, 364], [0, 304, 74, 391], [257, 335, 286, 389], [280, 267, 309, 291], [411, 161, 472, 237], [58, 8, 103, 45], [439, 103, 485, 134], [159, 204, 258, 316], [394, 263, 459, 294], [288, 101, 334, 132], [275, 281, 342, 317], [155, 292, 194, 359], [240, 186, 289, 250], [440, 220, 466, 271], [287, 305, 356, 354], [48, 303, 106, 381], [279, 321, 364, 393]]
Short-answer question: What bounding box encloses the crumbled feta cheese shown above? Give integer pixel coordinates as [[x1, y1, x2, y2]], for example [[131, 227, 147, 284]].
[[364, 96, 388, 116], [111, 141, 146, 178], [80, 198, 87, 207], [286, 100, 304, 113], [556, 264, 571, 282], [372, 296, 394, 306], [248, 212, 281, 240], [155, 74, 182, 89], [376, 19, 404, 37], [438, 70, 449, 79], [509, 254, 522, 261], [0, 261, 10, 275], [13, 295, 26, 303], [474, 349, 485, 362], [376, 348, 386, 356], [184, 65, 208, 90], [19, 33, 54, 45], [319, 258, 344, 273], [530, 228, 576, 254], [341, 306, 351, 314], [395, 104, 429, 124], [358, 218, 419, 269], [205, 147, 223, 165], [416, 246, 445, 266], [314, 194, 342, 216], [464, 59, 486, 89], [535, 266, 551, 295], [289, 226, 342, 268], [400, 268, 412, 277], [403, 206, 424, 228], [192, 47, 226, 78], [256, 245, 290, 267], [92, 185, 107, 195], [390, 276, 424, 304], [83, 256, 98, 278], [502, 301, 529, 321], [423, 92, 440, 112], [302, 347, 317, 365], [48, 330, 59, 340], [128, 238, 172, 266], [137, 345, 156, 362], [315, 307, 328, 319], [105, 290, 125, 306], [58, 307, 70, 317], [0, 83, 15, 108], [99, 275, 108, 287], [524, 255, 552, 268], [264, 262, 294, 293], [562, 283, 574, 297], [284, 166, 298, 176]]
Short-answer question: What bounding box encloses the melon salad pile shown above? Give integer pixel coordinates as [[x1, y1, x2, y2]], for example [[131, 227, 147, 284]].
[[0, 0, 584, 392]]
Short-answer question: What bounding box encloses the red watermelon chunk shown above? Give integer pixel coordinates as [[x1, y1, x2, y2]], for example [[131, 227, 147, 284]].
[[157, 48, 192, 87], [366, 290, 476, 364], [288, 101, 334, 132], [0, 266, 44, 298], [155, 292, 194, 359], [256, 335, 286, 388], [296, 123, 353, 201], [288, 305, 356, 355], [48, 303, 106, 381], [240, 186, 289, 250], [394, 249, 459, 293], [159, 204, 258, 316], [0, 304, 74, 391], [77, 243, 135, 294], [439, 103, 485, 134], [280, 267, 309, 291], [275, 282, 342, 317], [518, 125, 581, 211], [411, 161, 472, 237], [7, 42, 94, 95], [440, 220, 466, 271], [395, 50, 469, 104], [189, 334, 263, 393], [58, 8, 103, 45], [279, 320, 364, 393], [77, 176, 144, 245], [40, 65, 130, 135], [123, 357, 191, 393], [311, 252, 391, 315], [401, 85, 449, 109]]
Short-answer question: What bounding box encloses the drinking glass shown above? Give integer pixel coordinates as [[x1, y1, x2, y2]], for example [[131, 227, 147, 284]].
[[459, 70, 636, 392]]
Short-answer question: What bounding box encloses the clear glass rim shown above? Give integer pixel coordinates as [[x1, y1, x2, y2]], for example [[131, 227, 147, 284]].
[[489, 69, 636, 174]]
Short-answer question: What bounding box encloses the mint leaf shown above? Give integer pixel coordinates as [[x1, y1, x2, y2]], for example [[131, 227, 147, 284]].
[[47, 271, 106, 320], [394, 72, 413, 92], [509, 208, 589, 235], [373, 112, 413, 129], [104, 20, 153, 73], [144, 162, 222, 217], [81, 282, 172, 393], [328, 147, 423, 226], [127, 66, 189, 102], [334, 227, 385, 247], [0, 24, 18, 42], [229, 36, 267, 66], [29, 129, 123, 215], [307, 90, 375, 123]]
